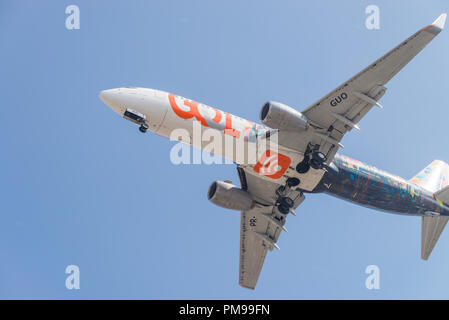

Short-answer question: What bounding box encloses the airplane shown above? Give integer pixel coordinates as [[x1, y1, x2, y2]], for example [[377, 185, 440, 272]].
[[100, 13, 448, 289]]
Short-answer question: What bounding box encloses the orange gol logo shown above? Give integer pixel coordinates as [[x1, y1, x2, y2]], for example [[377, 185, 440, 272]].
[[168, 93, 241, 138], [254, 150, 291, 179]]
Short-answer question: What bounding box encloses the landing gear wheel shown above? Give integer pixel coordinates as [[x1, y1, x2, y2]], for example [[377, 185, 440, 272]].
[[277, 204, 290, 215], [139, 124, 149, 133], [277, 197, 294, 215], [310, 158, 323, 170], [296, 156, 310, 174], [309, 152, 326, 170], [286, 177, 300, 187], [312, 152, 327, 164], [280, 197, 294, 208]]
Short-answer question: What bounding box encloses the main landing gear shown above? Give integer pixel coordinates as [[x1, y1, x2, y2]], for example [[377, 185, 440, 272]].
[[296, 151, 327, 173], [275, 179, 300, 215], [277, 196, 294, 215], [286, 177, 300, 187]]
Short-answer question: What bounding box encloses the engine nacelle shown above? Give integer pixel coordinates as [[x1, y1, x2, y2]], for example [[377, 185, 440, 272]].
[[207, 181, 254, 211], [260, 101, 308, 131]]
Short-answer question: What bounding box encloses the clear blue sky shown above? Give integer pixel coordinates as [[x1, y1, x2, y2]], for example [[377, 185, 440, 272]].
[[2, 0, 449, 299]]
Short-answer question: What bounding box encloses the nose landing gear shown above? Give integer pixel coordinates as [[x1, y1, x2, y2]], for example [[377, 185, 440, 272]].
[[123, 108, 149, 133]]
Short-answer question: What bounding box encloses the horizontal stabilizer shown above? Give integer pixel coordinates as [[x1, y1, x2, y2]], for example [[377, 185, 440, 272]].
[[435, 185, 449, 203], [411, 159, 449, 260], [421, 216, 449, 260]]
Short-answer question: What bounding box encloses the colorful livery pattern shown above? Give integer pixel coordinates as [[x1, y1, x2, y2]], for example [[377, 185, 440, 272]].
[[316, 154, 449, 216]]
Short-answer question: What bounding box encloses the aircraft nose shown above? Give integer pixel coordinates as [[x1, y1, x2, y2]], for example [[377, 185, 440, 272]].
[[99, 88, 123, 114], [99, 89, 117, 106]]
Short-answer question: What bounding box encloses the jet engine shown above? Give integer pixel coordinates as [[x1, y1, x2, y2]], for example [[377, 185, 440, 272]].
[[260, 101, 308, 131], [207, 181, 254, 211]]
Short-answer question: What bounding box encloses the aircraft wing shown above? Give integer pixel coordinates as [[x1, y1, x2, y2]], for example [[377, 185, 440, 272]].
[[291, 14, 446, 163], [237, 167, 305, 289], [236, 14, 446, 289]]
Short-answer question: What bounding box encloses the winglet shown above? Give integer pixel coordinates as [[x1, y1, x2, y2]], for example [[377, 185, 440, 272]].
[[423, 13, 446, 35], [432, 13, 447, 29]]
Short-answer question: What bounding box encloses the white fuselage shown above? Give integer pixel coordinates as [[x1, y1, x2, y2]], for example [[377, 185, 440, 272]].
[[99, 87, 323, 190]]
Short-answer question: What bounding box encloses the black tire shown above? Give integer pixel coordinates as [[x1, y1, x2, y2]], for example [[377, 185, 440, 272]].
[[278, 204, 290, 215], [312, 152, 327, 164], [310, 158, 322, 170], [296, 159, 310, 174], [286, 177, 300, 187], [280, 197, 294, 208]]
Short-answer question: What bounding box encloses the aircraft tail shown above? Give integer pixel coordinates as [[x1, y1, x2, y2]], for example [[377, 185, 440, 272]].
[[409, 160, 449, 260]]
